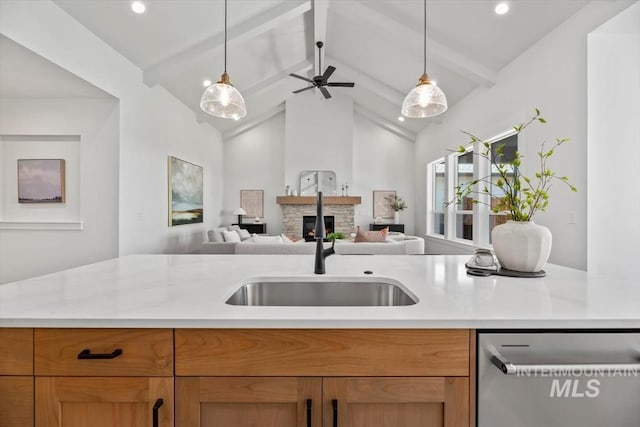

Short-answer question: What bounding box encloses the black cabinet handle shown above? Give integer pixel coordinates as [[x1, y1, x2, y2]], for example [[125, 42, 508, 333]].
[[77, 348, 122, 359], [306, 399, 312, 427], [153, 398, 164, 427], [332, 399, 338, 427]]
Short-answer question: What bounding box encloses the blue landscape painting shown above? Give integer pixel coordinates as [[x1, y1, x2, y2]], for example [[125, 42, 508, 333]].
[[169, 156, 203, 226]]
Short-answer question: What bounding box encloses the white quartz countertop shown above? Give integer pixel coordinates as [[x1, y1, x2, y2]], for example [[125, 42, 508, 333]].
[[1, 254, 638, 329]]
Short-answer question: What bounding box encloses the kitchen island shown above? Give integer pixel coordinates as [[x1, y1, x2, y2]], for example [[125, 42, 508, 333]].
[[1, 254, 639, 427]]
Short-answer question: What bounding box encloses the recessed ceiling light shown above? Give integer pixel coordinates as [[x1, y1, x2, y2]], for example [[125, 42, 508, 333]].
[[203, 79, 212, 87], [131, 1, 146, 14], [398, 116, 405, 122], [495, 2, 509, 15]]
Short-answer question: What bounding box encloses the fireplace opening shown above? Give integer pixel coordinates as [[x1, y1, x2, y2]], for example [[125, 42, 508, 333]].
[[302, 215, 335, 242]]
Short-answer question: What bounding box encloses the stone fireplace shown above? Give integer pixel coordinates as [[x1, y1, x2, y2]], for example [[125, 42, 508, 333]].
[[276, 196, 361, 240], [302, 215, 335, 241]]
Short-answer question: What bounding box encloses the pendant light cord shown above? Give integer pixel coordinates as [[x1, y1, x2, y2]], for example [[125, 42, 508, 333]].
[[423, 0, 427, 74], [224, 0, 228, 73]]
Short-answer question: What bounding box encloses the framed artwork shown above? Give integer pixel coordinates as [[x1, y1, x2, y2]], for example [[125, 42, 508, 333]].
[[241, 189, 264, 219], [168, 156, 203, 226], [17, 159, 66, 203], [373, 190, 395, 219]]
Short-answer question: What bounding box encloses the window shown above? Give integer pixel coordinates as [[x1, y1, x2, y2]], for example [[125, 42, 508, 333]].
[[432, 160, 445, 235], [426, 130, 517, 247], [455, 150, 474, 241]]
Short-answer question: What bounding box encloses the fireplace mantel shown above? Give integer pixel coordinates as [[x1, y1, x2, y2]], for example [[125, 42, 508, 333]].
[[276, 196, 361, 205]]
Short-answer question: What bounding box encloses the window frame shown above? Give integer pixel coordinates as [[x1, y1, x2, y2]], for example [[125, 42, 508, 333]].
[[425, 157, 446, 237], [426, 129, 517, 248]]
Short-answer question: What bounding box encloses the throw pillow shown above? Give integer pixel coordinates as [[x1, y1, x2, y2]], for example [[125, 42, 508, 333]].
[[228, 225, 241, 232], [237, 228, 251, 240], [251, 235, 283, 244], [208, 227, 227, 242], [222, 230, 241, 243], [354, 226, 388, 243], [280, 233, 295, 243]]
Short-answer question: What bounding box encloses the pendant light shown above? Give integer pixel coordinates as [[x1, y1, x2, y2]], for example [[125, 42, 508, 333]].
[[401, 0, 447, 118], [200, 0, 246, 120]]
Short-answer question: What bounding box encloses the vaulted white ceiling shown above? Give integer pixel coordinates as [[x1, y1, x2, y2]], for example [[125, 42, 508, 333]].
[[0, 35, 113, 99], [52, 0, 589, 139]]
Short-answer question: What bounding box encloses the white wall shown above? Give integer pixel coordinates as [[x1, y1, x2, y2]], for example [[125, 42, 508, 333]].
[[285, 92, 354, 191], [587, 2, 640, 280], [353, 112, 415, 234], [0, 98, 119, 283], [0, 0, 224, 258], [224, 112, 285, 233], [223, 106, 416, 235], [414, 1, 635, 270]]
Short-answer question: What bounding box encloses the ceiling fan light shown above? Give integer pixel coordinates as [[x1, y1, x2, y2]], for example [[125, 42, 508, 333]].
[[401, 74, 448, 118], [200, 72, 246, 119]]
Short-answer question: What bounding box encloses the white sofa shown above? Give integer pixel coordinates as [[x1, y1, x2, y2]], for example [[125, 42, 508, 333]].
[[201, 229, 424, 255]]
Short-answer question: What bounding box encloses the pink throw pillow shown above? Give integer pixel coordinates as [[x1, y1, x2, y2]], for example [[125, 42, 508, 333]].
[[354, 226, 388, 243]]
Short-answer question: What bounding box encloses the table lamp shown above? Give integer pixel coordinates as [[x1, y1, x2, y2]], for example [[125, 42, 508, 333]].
[[233, 207, 247, 224]]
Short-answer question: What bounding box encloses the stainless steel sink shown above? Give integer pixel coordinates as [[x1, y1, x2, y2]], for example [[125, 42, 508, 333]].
[[225, 277, 418, 306]]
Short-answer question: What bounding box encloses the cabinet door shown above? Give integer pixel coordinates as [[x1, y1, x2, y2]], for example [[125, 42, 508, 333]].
[[176, 377, 321, 427], [0, 328, 33, 375], [35, 377, 173, 427], [0, 376, 33, 427], [323, 377, 468, 427]]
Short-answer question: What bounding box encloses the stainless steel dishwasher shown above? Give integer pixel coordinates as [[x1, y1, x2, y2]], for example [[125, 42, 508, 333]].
[[478, 331, 640, 427]]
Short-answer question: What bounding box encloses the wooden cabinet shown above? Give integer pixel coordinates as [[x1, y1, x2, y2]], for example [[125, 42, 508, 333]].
[[0, 376, 33, 427], [324, 377, 468, 427], [370, 223, 405, 233], [175, 329, 469, 376], [33, 328, 174, 427], [0, 328, 34, 427], [35, 328, 173, 376], [234, 223, 267, 234], [175, 329, 472, 427], [176, 377, 321, 427], [2, 327, 473, 427], [35, 377, 173, 427]]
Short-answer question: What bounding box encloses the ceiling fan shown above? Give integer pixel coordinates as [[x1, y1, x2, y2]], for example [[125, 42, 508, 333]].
[[290, 41, 355, 99]]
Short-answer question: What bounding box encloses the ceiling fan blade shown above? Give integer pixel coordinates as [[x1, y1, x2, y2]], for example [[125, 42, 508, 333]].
[[293, 86, 315, 94], [322, 66, 336, 81], [327, 82, 355, 87], [290, 73, 314, 84], [320, 86, 332, 99]]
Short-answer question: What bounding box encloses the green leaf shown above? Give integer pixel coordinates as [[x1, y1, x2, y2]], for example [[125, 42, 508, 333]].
[[535, 108, 540, 115], [538, 117, 547, 123]]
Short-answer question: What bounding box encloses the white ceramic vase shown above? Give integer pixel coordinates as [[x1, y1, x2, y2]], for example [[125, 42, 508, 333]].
[[491, 220, 552, 272], [394, 211, 400, 224]]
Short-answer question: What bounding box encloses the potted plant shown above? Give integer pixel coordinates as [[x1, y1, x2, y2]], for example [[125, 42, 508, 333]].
[[387, 195, 408, 224], [449, 109, 577, 272], [327, 231, 345, 241]]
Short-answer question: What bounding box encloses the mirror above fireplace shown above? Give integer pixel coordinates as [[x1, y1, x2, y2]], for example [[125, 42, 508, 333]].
[[299, 170, 337, 196]]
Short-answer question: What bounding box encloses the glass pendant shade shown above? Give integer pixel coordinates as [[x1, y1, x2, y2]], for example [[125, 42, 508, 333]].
[[200, 72, 246, 119], [401, 73, 448, 118]]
